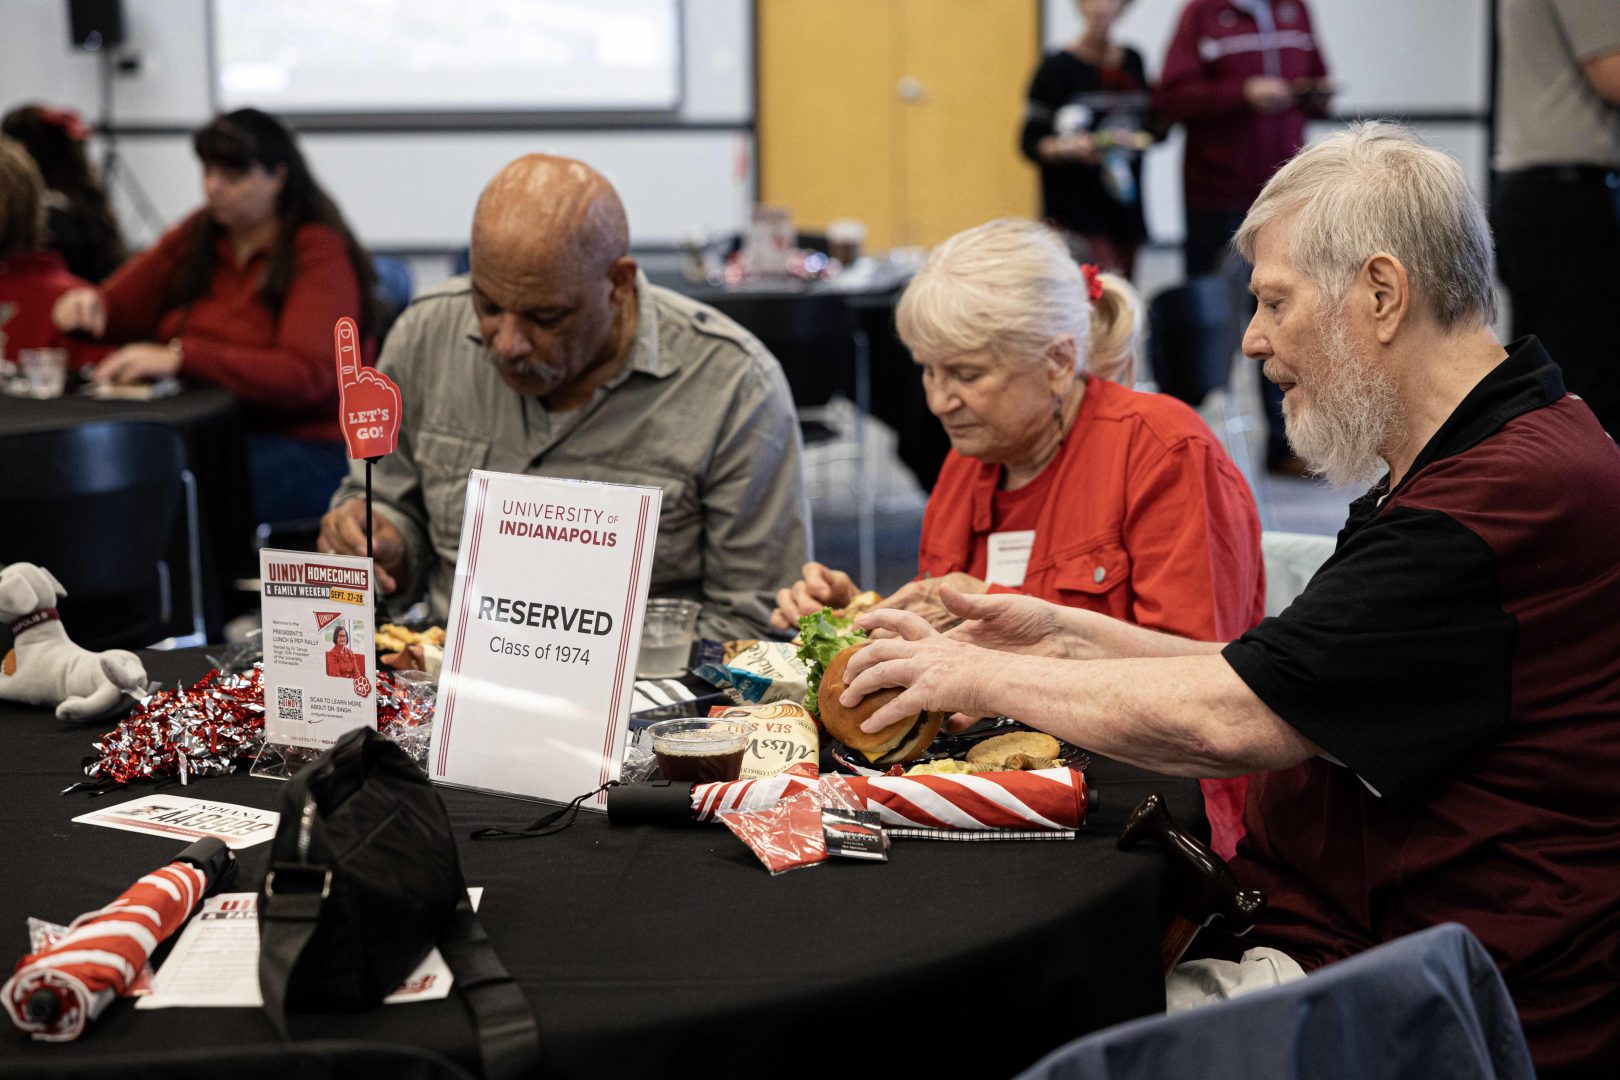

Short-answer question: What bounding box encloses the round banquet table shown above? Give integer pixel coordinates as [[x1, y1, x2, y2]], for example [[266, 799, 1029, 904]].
[[0, 649, 1208, 1080], [0, 384, 254, 642]]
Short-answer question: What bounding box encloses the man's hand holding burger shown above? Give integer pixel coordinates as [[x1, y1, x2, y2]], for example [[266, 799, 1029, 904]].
[[838, 607, 1012, 736]]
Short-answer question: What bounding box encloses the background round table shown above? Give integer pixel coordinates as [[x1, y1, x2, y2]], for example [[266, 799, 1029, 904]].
[[0, 384, 255, 643], [1, 649, 1207, 1079]]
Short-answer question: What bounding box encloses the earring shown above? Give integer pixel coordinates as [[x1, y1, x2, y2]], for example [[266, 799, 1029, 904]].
[[1052, 392, 1065, 430]]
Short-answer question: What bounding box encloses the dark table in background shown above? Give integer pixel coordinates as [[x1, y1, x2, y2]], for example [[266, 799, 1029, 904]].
[[2, 649, 1206, 1080], [0, 385, 254, 643], [650, 269, 952, 492]]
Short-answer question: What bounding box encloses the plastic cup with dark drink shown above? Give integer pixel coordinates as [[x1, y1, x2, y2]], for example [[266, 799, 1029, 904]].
[[647, 718, 752, 783]]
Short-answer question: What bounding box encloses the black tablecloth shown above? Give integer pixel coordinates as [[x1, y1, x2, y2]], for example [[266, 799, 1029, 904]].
[[1, 649, 1206, 1079], [0, 385, 254, 642]]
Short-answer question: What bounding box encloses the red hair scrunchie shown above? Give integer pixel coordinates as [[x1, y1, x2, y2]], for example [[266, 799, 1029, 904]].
[[38, 107, 90, 143], [1080, 263, 1104, 304]]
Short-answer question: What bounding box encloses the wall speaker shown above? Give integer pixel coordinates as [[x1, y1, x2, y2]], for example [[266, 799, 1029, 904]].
[[67, 0, 125, 51]]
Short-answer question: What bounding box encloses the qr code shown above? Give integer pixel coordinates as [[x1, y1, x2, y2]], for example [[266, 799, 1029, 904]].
[[277, 687, 303, 722]]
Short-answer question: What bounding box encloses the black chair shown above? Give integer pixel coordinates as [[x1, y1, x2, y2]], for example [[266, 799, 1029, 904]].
[[1148, 275, 1266, 520], [701, 294, 876, 586], [0, 420, 205, 650]]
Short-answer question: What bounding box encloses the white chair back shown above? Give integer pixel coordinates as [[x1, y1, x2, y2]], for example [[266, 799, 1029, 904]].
[[1260, 531, 1337, 617]]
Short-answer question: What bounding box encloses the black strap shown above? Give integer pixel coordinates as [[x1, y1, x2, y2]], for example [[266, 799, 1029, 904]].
[[471, 781, 617, 841], [439, 874, 541, 1080], [257, 862, 330, 1039]]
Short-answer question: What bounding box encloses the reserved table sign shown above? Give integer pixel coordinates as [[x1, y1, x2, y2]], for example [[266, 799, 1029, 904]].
[[259, 548, 378, 750], [430, 470, 662, 806]]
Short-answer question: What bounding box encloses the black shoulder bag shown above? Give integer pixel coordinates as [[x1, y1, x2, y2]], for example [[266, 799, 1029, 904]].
[[258, 727, 540, 1080]]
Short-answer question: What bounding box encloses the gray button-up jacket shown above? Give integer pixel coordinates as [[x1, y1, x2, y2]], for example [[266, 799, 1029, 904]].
[[332, 271, 811, 641]]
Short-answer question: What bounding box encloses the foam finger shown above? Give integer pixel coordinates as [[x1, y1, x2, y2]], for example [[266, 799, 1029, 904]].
[[333, 316, 362, 384]]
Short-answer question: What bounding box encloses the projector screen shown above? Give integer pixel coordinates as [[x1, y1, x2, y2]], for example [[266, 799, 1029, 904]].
[[212, 0, 682, 115]]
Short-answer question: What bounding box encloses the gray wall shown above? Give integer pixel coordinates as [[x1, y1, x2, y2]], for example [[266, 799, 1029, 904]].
[[1, 0, 1491, 264]]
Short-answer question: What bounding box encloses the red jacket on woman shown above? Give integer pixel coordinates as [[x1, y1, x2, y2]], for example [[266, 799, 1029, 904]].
[[98, 212, 361, 440], [918, 375, 1266, 855]]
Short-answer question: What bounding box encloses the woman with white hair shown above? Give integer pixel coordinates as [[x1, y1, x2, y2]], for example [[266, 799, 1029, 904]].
[[773, 218, 1264, 853]]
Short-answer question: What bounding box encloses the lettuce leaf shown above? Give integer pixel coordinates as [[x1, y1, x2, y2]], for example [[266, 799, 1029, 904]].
[[796, 607, 867, 717]]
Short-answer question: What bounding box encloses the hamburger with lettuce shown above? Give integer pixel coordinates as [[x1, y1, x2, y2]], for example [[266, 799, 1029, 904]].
[[796, 607, 944, 767]]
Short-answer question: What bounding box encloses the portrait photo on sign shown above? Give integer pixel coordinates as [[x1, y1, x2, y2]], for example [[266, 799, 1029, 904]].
[[323, 618, 364, 680]]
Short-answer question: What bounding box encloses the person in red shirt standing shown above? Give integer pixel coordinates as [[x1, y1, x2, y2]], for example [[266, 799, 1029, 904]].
[[772, 218, 1265, 857], [1156, 0, 1332, 472], [0, 135, 110, 370], [51, 109, 379, 524]]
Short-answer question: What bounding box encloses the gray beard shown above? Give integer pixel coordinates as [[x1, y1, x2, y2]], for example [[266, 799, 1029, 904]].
[[1281, 312, 1405, 489]]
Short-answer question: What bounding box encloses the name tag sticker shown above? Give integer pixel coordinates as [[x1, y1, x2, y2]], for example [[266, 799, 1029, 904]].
[[985, 530, 1035, 588]]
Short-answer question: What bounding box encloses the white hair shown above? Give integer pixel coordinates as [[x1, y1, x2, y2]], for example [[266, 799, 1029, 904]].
[[895, 218, 1141, 383], [1234, 121, 1495, 328], [1279, 306, 1406, 488]]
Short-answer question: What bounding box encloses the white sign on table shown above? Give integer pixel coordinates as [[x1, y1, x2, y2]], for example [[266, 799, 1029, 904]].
[[258, 548, 378, 750], [429, 470, 662, 807], [135, 889, 482, 1009], [72, 794, 279, 851]]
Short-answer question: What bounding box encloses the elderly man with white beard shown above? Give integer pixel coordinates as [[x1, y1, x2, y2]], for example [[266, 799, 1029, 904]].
[[835, 123, 1620, 1077]]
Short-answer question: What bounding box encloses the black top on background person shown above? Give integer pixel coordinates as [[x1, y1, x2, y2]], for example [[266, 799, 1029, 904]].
[[1020, 1, 1152, 275], [1, 105, 126, 283]]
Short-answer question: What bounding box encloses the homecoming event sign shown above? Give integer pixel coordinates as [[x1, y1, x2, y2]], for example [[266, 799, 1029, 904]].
[[259, 549, 378, 749], [430, 471, 662, 806], [74, 794, 279, 851]]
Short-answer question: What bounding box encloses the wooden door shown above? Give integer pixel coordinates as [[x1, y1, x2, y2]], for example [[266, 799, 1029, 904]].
[[758, 0, 1040, 251]]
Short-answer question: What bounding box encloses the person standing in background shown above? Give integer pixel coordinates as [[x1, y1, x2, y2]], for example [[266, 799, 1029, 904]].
[[2, 105, 126, 284], [1021, 0, 1155, 278], [1155, 0, 1332, 473], [1492, 1, 1620, 437]]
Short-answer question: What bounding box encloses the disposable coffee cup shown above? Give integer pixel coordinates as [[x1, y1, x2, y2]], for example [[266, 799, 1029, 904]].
[[647, 718, 752, 783], [827, 218, 867, 267], [637, 598, 701, 678], [19, 348, 67, 400]]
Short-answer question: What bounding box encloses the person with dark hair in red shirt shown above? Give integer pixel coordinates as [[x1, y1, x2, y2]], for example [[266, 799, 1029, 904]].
[[324, 625, 360, 680], [0, 135, 110, 370], [51, 109, 380, 523]]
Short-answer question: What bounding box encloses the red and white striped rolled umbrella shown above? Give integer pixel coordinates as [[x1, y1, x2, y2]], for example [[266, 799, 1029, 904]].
[[693, 767, 1088, 833], [4, 838, 232, 1041]]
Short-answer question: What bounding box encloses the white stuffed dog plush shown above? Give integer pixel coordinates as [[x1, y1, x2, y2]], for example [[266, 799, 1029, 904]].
[[0, 563, 150, 722]]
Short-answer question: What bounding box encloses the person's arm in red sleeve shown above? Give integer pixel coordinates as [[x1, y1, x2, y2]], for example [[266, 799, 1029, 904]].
[[98, 213, 198, 343], [177, 224, 355, 412], [1153, 5, 1251, 123], [1120, 436, 1265, 642]]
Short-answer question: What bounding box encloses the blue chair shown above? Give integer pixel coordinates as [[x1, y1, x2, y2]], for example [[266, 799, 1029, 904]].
[[371, 254, 415, 347], [373, 254, 414, 315], [1017, 923, 1534, 1080]]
